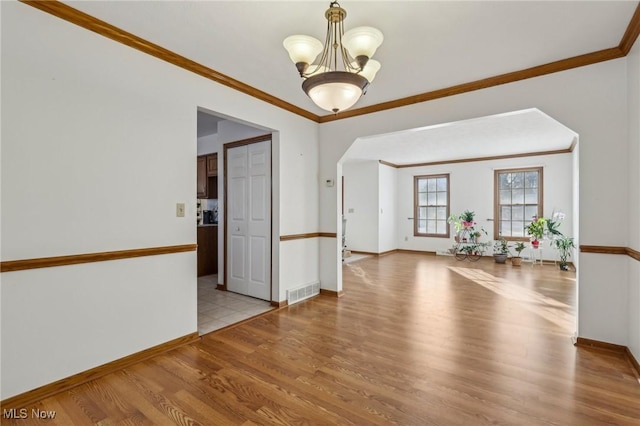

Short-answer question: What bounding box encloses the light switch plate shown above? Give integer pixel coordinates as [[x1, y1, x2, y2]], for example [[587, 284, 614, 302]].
[[176, 203, 185, 217]]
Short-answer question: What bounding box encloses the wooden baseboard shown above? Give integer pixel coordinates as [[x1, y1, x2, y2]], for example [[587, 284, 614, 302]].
[[349, 249, 403, 257], [1, 332, 200, 409], [575, 337, 626, 352], [320, 289, 344, 298], [217, 283, 227, 291], [626, 347, 640, 380], [396, 249, 437, 256], [575, 337, 640, 380], [271, 300, 288, 308], [349, 250, 378, 256]]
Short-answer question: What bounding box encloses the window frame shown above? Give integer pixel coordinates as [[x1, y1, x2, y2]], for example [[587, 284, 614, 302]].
[[493, 167, 544, 241], [413, 173, 450, 238]]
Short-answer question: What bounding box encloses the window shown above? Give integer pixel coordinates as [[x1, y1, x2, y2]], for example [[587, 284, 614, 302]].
[[414, 174, 449, 237], [494, 167, 543, 240]]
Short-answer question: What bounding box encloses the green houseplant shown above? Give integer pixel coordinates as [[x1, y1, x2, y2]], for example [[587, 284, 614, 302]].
[[492, 238, 510, 264], [470, 227, 487, 242], [460, 210, 476, 228], [552, 237, 575, 271], [447, 214, 463, 235], [511, 242, 526, 266], [449, 211, 484, 242], [525, 217, 547, 247]]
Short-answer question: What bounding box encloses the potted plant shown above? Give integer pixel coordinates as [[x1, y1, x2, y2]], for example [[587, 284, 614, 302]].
[[492, 238, 510, 264], [525, 216, 547, 248], [552, 236, 575, 271], [511, 242, 526, 266], [469, 227, 487, 243], [447, 214, 463, 240], [545, 217, 563, 239], [460, 210, 476, 228]]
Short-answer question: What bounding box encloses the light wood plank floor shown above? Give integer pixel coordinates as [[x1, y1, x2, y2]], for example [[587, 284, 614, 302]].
[[5, 253, 640, 425]]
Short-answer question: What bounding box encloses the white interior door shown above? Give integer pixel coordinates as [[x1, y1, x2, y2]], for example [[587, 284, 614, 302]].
[[227, 140, 271, 300]]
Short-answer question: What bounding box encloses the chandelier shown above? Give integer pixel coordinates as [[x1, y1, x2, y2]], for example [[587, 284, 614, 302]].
[[283, 1, 383, 114]]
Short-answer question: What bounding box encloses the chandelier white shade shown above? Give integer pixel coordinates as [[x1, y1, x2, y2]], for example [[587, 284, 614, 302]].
[[355, 59, 381, 83], [302, 72, 368, 113], [342, 26, 384, 59], [283, 1, 383, 113], [282, 35, 323, 70]]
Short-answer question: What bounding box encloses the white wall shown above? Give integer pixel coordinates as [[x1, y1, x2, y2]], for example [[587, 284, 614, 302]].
[[197, 132, 220, 156], [627, 40, 640, 362], [396, 153, 574, 260], [342, 161, 398, 254], [319, 57, 630, 346], [342, 161, 379, 252], [0, 2, 319, 399], [378, 163, 398, 253]]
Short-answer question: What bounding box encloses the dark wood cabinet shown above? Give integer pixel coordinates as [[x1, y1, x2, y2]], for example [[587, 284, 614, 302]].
[[197, 226, 218, 277], [197, 156, 207, 198], [207, 154, 218, 176], [208, 175, 218, 199], [197, 154, 218, 199]]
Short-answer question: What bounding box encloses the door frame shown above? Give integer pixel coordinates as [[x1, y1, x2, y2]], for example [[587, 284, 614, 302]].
[[222, 134, 273, 301]]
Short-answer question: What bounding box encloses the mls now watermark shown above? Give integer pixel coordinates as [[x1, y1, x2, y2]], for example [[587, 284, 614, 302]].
[[3, 408, 57, 419]]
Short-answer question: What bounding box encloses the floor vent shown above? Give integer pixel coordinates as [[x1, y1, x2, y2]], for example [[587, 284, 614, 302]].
[[287, 282, 320, 305]]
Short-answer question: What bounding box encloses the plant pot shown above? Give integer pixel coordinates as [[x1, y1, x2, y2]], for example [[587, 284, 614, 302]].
[[559, 263, 570, 271], [454, 236, 460, 243], [493, 254, 508, 264], [512, 257, 522, 266], [531, 240, 540, 248]]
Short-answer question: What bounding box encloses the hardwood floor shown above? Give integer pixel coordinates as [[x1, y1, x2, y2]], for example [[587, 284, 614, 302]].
[[4, 253, 639, 425]]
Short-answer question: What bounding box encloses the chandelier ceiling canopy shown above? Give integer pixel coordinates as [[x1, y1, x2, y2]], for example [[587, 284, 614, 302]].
[[283, 1, 383, 114]]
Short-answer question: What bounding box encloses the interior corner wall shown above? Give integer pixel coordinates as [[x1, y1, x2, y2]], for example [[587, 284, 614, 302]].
[[197, 132, 220, 156], [319, 57, 629, 345], [277, 123, 320, 301], [378, 163, 398, 253], [0, 2, 319, 399], [626, 40, 640, 362], [342, 161, 379, 252]]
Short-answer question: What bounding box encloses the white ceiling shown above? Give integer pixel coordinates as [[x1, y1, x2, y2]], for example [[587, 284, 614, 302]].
[[343, 108, 577, 165], [63, 1, 636, 162]]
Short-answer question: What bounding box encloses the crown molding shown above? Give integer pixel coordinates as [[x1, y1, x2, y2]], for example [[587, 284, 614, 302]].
[[320, 2, 640, 122], [620, 2, 640, 55], [318, 47, 625, 123], [20, 0, 320, 122], [378, 146, 574, 169], [20, 1, 640, 123]]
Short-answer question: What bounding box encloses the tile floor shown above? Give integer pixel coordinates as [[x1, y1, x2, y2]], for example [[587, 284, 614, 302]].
[[198, 274, 273, 335]]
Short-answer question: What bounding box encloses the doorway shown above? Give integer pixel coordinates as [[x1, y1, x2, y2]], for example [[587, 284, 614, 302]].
[[225, 135, 272, 301], [196, 110, 274, 334]]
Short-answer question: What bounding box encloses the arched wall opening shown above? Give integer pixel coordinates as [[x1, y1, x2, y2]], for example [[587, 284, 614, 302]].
[[335, 108, 580, 335]]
